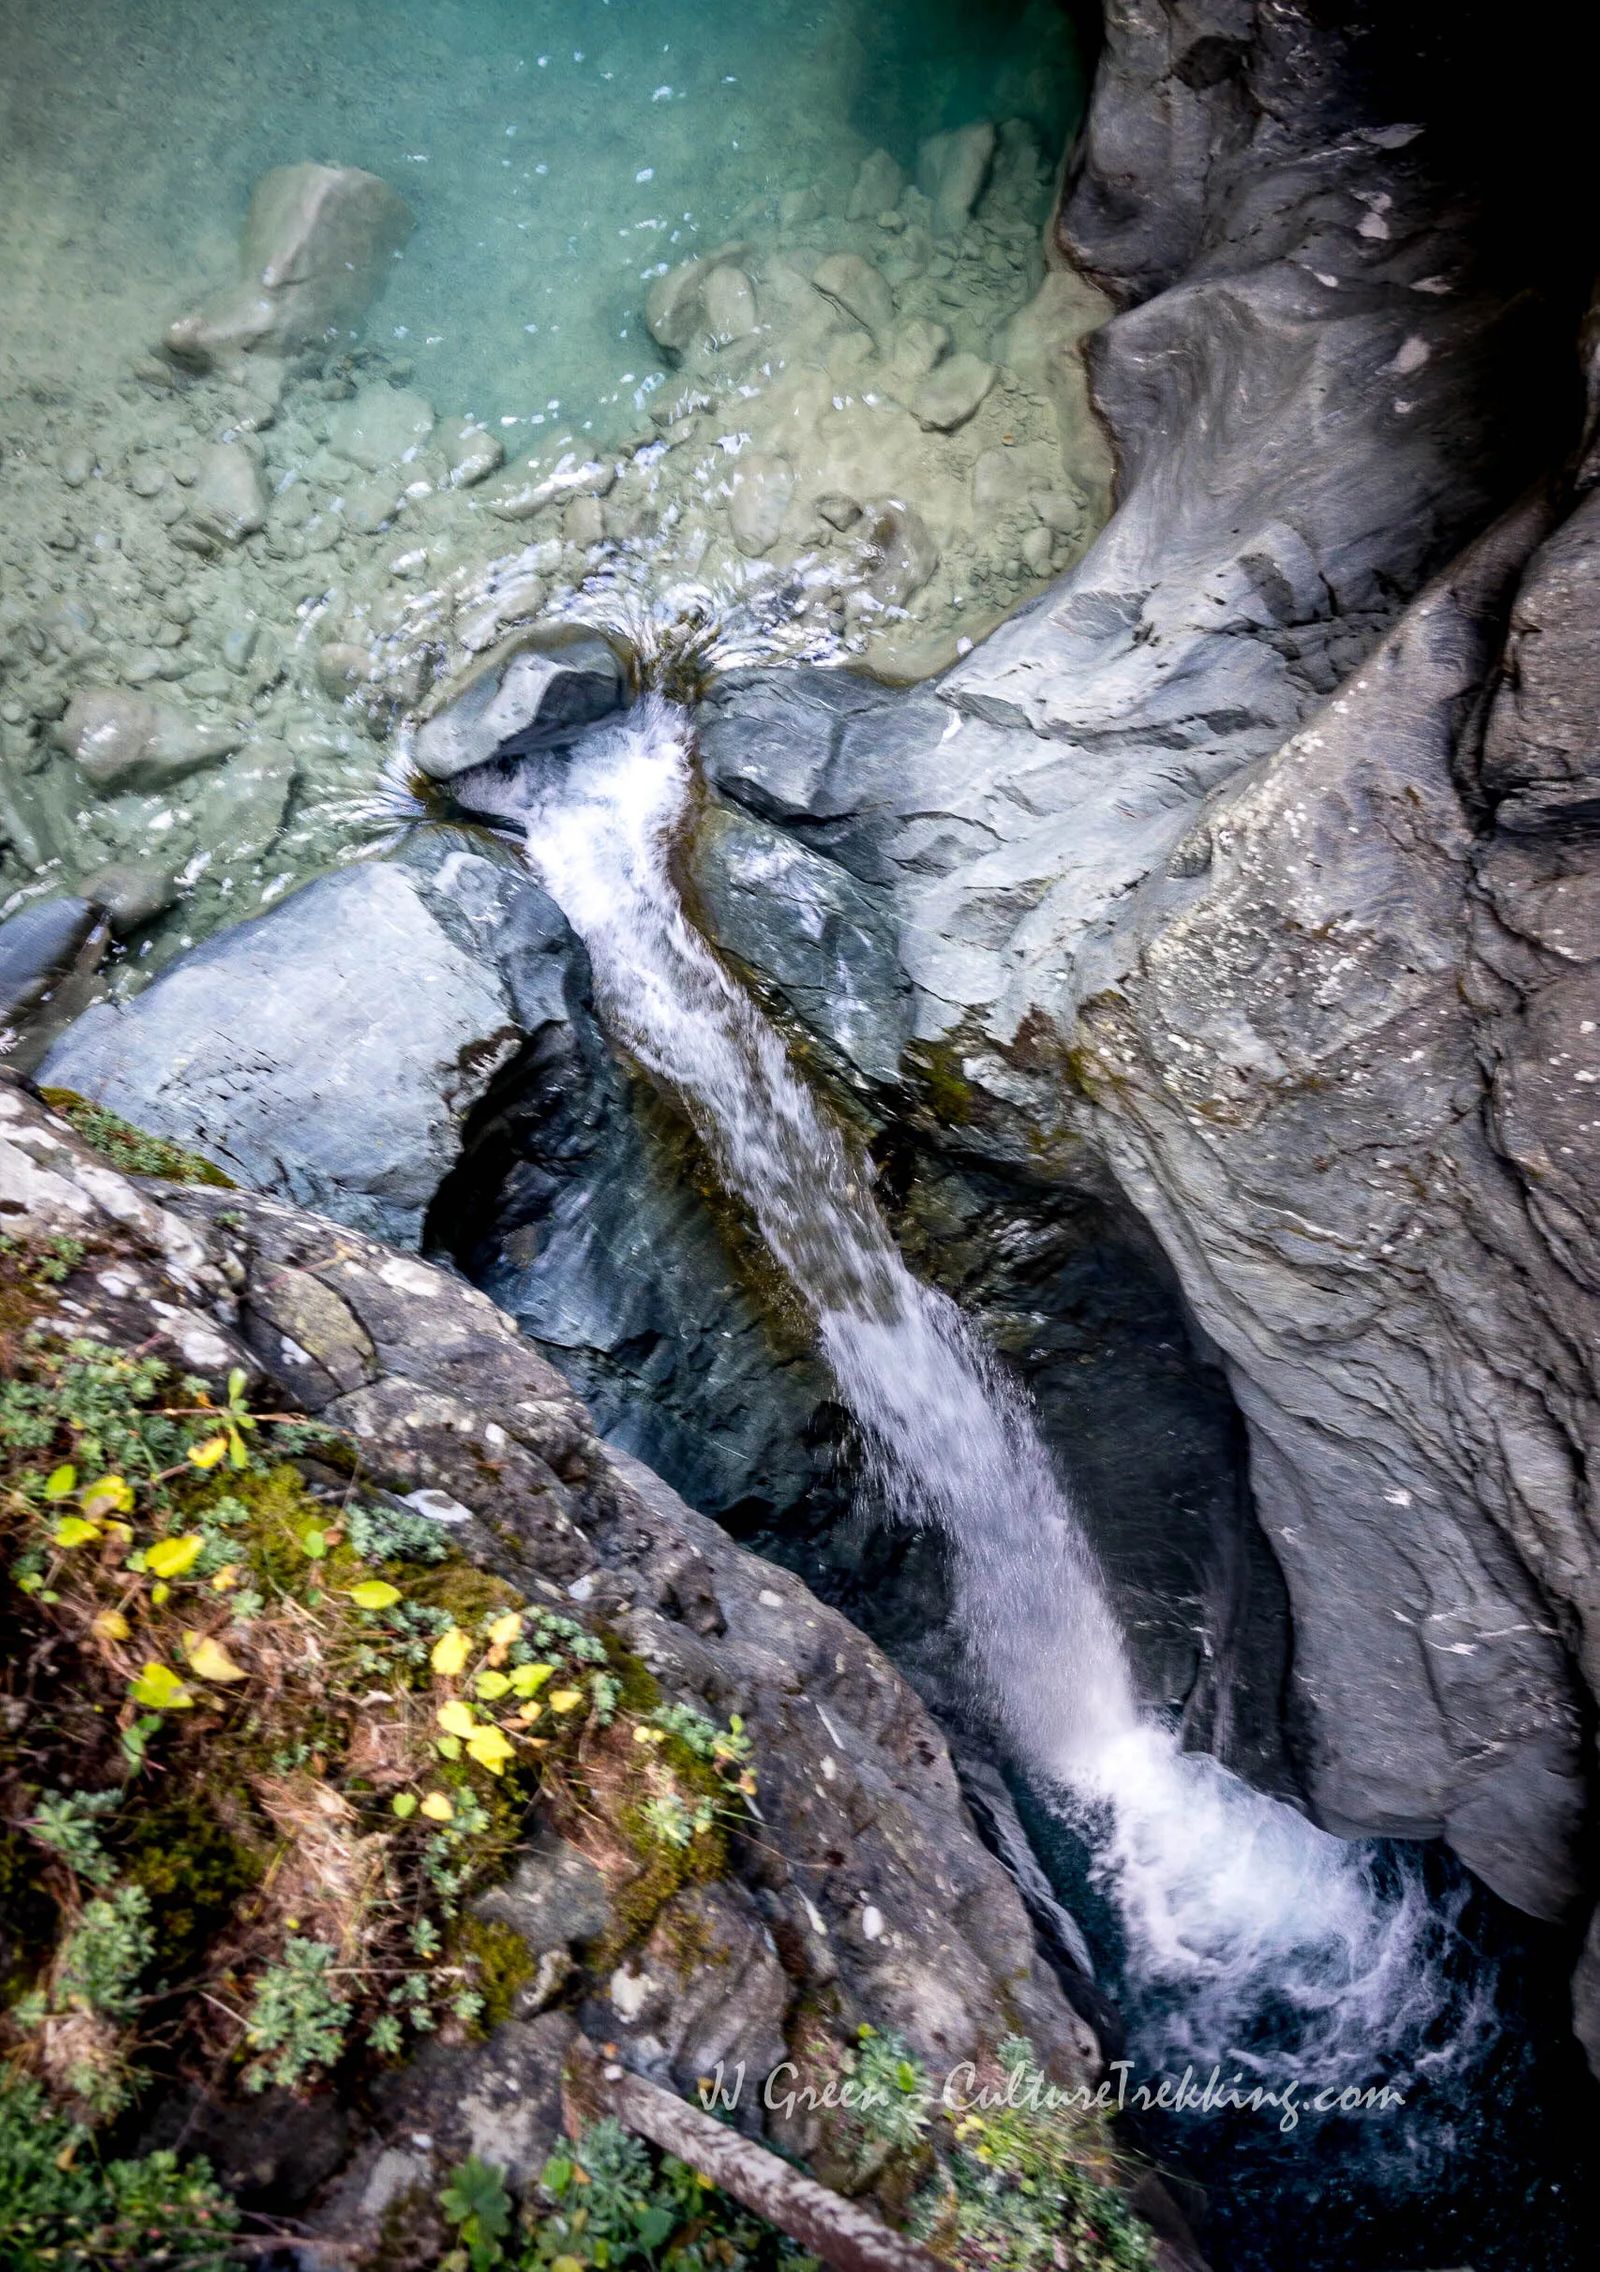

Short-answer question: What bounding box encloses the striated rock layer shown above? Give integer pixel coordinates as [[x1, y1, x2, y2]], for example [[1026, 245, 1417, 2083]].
[[768, 0, 1600, 2028]]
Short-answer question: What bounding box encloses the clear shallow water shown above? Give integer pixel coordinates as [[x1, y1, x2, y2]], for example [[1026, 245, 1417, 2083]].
[[0, 0, 1104, 953], [0, 0, 1084, 427]]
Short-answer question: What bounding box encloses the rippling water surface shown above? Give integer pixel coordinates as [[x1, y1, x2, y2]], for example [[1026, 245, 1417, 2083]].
[[0, 0, 1084, 424]]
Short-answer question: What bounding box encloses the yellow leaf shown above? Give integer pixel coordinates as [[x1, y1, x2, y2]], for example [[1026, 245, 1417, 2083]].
[[183, 1631, 247, 1683], [516, 1701, 543, 1724], [43, 1464, 77, 1500], [146, 1533, 205, 1579], [92, 1609, 131, 1642], [486, 1611, 523, 1648], [347, 1580, 402, 1611], [474, 1670, 511, 1701], [80, 1475, 134, 1517], [548, 1688, 584, 1715], [436, 1699, 476, 1739], [420, 1792, 454, 1822], [509, 1662, 553, 1699], [465, 1722, 515, 1775], [186, 1435, 230, 1470], [151, 1582, 171, 1607], [130, 1661, 194, 1710], [211, 1565, 239, 1591], [430, 1627, 471, 1679], [52, 1516, 102, 1549]]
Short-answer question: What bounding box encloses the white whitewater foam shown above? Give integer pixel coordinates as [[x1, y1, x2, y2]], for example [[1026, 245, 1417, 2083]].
[[463, 690, 1480, 2087]]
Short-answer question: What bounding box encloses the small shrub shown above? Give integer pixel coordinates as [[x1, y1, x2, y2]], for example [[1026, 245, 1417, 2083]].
[[440, 2154, 514, 2271], [526, 2119, 818, 2272], [27, 1788, 119, 1887], [57, 1885, 155, 2019], [0, 2071, 237, 2271], [242, 1937, 348, 2091]]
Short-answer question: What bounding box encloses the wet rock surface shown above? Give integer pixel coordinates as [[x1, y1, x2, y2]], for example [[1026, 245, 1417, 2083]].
[[666, 0, 1600, 2019], [40, 846, 556, 1246]]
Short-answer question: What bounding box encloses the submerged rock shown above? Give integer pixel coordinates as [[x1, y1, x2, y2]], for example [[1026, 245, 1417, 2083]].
[[847, 147, 905, 220], [643, 244, 754, 354], [163, 162, 412, 372], [327, 384, 437, 473], [438, 415, 505, 489], [186, 442, 267, 546], [810, 251, 895, 340], [910, 349, 996, 432], [727, 451, 795, 556], [80, 859, 179, 936], [917, 121, 996, 237], [859, 499, 940, 607], [57, 688, 240, 792]]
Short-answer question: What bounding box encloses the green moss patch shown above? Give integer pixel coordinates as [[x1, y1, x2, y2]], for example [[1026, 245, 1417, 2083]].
[[39, 1087, 234, 1187]]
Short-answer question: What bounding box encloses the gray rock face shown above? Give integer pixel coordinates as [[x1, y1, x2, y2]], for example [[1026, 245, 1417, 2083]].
[[472, 1827, 614, 1959], [40, 848, 568, 1246], [0, 896, 106, 1068], [413, 635, 624, 781], [691, 798, 911, 1087], [677, 0, 1599, 1963], [1073, 504, 1590, 1913], [163, 162, 413, 372]]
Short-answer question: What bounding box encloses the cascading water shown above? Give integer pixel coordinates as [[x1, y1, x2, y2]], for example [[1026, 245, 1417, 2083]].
[[453, 678, 1483, 2102]]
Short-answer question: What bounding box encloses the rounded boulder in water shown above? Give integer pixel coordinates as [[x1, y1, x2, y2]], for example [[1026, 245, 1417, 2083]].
[[413, 635, 624, 782], [80, 861, 178, 937], [0, 896, 108, 1068]]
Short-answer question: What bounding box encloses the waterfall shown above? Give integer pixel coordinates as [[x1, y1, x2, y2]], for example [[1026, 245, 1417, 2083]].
[[457, 688, 1481, 2090]]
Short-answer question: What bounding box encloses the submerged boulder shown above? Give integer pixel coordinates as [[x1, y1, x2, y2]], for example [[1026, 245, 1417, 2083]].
[[56, 689, 240, 793], [163, 162, 413, 373], [917, 121, 996, 237]]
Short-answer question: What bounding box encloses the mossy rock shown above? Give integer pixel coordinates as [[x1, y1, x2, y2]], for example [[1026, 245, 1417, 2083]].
[[448, 1914, 536, 2032], [121, 1791, 263, 1971], [904, 1038, 975, 1127], [40, 1088, 234, 1188]]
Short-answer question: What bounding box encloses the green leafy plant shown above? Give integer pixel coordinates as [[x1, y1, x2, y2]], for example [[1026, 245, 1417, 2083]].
[[39, 1088, 233, 1188], [0, 2072, 238, 2271], [849, 2026, 933, 2159], [440, 2154, 515, 2271], [242, 1937, 348, 2090], [346, 1494, 453, 1565], [919, 2036, 1156, 2272], [57, 1885, 155, 2019], [528, 2120, 817, 2272], [27, 1787, 119, 1886]]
